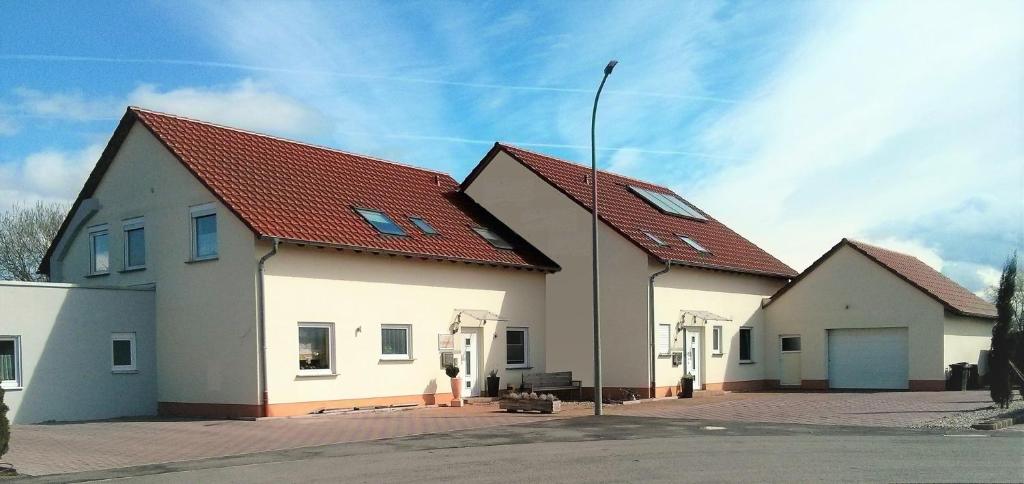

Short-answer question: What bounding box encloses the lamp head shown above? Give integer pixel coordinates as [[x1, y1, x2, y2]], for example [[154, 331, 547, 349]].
[[604, 60, 618, 75]]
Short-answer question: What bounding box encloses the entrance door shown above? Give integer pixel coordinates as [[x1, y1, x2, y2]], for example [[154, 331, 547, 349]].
[[686, 331, 701, 388], [460, 332, 480, 397], [779, 335, 802, 386]]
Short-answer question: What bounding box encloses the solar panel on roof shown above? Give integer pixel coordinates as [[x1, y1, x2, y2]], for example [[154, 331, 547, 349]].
[[629, 186, 707, 220]]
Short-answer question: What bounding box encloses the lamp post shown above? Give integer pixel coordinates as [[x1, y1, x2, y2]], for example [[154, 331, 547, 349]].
[[591, 59, 617, 416]]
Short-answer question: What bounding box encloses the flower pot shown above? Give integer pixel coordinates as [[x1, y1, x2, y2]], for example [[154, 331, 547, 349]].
[[450, 377, 463, 406], [486, 376, 500, 397]]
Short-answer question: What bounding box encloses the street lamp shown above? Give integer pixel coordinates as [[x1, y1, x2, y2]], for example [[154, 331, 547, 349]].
[[591, 59, 617, 416]]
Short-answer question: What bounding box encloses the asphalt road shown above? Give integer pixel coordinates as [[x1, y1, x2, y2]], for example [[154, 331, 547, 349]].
[[26, 416, 1024, 483]]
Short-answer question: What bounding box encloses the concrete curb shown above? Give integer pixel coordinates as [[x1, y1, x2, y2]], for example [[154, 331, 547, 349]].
[[971, 414, 1024, 430]]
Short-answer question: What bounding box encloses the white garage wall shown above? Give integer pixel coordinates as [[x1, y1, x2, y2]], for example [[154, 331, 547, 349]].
[[943, 315, 993, 374]]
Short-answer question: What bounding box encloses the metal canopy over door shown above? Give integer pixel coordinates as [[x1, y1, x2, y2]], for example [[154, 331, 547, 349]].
[[460, 332, 480, 397], [827, 328, 909, 390]]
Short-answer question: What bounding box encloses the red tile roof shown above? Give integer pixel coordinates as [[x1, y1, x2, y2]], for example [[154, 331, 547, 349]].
[[464, 143, 797, 278], [42, 108, 559, 273], [766, 239, 997, 319]]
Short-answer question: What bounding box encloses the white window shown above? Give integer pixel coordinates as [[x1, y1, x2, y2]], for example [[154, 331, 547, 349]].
[[122, 217, 146, 270], [88, 224, 110, 274], [712, 326, 723, 355], [781, 336, 801, 353], [298, 323, 335, 376], [381, 324, 412, 360], [111, 333, 137, 372], [656, 324, 672, 356], [0, 336, 21, 389], [190, 203, 218, 260], [739, 327, 753, 363], [506, 327, 529, 368]]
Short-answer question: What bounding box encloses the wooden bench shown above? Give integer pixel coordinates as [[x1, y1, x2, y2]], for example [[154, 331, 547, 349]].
[[521, 371, 582, 401]]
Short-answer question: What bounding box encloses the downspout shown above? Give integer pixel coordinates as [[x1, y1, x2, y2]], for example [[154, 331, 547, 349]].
[[648, 261, 671, 398], [257, 237, 280, 417]]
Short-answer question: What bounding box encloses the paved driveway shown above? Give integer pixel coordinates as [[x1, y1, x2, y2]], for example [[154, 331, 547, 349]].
[[5, 391, 997, 477]]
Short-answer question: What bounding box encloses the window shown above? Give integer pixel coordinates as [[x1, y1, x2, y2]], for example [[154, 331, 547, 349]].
[[781, 336, 801, 353], [0, 336, 21, 389], [123, 217, 146, 270], [88, 224, 110, 274], [656, 324, 672, 356], [409, 217, 438, 235], [628, 185, 707, 220], [678, 235, 710, 254], [506, 328, 529, 368], [356, 209, 407, 236], [381, 324, 412, 360], [641, 230, 668, 247], [111, 333, 137, 372], [298, 323, 334, 375], [190, 204, 218, 260], [472, 227, 514, 249], [712, 326, 723, 355], [739, 327, 753, 362]]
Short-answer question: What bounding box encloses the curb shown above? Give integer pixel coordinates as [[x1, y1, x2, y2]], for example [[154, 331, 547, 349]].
[[971, 415, 1024, 430]]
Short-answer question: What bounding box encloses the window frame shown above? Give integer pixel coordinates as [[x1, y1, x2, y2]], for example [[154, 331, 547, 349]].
[[780, 335, 802, 353], [641, 230, 669, 247], [408, 216, 439, 235], [380, 324, 413, 360], [110, 332, 137, 373], [505, 327, 530, 369], [0, 336, 22, 390], [738, 327, 753, 363], [471, 226, 514, 250], [355, 208, 407, 236], [88, 224, 110, 275], [190, 203, 218, 261], [656, 323, 672, 356], [677, 235, 711, 254], [297, 322, 335, 376], [712, 325, 723, 355], [122, 217, 146, 271]]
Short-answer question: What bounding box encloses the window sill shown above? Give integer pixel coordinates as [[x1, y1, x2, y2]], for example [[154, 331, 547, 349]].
[[739, 360, 756, 365], [0, 386, 22, 392], [84, 272, 110, 278], [506, 366, 532, 370], [712, 352, 724, 357], [297, 372, 338, 378], [379, 357, 414, 362], [112, 369, 139, 374], [119, 267, 146, 273], [185, 256, 219, 264]]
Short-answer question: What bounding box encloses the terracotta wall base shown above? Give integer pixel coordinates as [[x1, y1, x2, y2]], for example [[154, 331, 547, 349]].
[[160, 392, 456, 419]]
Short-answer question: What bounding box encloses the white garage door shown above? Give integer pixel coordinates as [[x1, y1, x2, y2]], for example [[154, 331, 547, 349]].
[[827, 328, 908, 390]]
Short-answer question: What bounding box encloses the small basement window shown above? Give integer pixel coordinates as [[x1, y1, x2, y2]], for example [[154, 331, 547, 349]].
[[641, 230, 669, 247], [111, 332, 137, 372], [409, 216, 438, 235], [88, 224, 110, 274], [679, 235, 710, 254], [356, 209, 407, 236], [381, 324, 412, 360], [0, 336, 21, 389], [298, 323, 334, 375], [472, 227, 513, 249]]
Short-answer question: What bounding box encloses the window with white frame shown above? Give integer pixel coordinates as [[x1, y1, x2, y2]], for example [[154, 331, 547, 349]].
[[0, 336, 21, 389], [656, 324, 672, 356], [298, 323, 334, 375], [506, 328, 529, 368], [739, 327, 753, 362], [381, 324, 412, 360], [111, 333, 137, 372], [781, 336, 801, 353], [122, 217, 146, 270], [712, 326, 723, 355], [88, 224, 110, 274], [190, 203, 218, 260]]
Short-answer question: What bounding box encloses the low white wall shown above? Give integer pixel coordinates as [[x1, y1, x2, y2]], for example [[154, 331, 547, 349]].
[[0, 281, 156, 423], [943, 314, 993, 375]]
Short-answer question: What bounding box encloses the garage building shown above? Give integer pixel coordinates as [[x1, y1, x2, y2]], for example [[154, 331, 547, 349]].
[[763, 239, 996, 391]]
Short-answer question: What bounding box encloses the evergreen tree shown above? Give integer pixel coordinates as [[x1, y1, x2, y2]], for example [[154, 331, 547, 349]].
[[989, 254, 1017, 408]]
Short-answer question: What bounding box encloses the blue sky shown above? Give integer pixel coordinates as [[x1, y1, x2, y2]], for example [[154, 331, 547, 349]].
[[1, 1, 1021, 293]]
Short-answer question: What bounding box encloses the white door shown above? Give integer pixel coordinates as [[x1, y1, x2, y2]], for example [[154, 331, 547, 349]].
[[687, 331, 701, 388], [460, 332, 480, 397], [828, 328, 908, 390], [779, 336, 802, 386]]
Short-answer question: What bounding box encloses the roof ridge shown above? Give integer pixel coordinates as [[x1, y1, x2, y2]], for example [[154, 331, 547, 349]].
[[129, 106, 455, 179], [496, 142, 675, 190]]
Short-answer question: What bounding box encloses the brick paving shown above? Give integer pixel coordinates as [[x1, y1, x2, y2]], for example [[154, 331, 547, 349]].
[[6, 391, 995, 476]]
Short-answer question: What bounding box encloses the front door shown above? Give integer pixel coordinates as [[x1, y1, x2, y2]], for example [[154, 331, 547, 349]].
[[460, 332, 480, 397], [687, 331, 701, 388]]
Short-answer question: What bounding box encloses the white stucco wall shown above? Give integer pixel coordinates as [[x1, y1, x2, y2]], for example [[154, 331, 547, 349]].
[[943, 314, 993, 375], [764, 244, 947, 386], [0, 281, 155, 423], [261, 244, 546, 412], [50, 122, 260, 406]]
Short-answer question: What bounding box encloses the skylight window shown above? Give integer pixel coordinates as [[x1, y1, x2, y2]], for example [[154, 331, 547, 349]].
[[409, 217, 439, 235], [472, 227, 513, 250], [355, 209, 406, 236], [679, 235, 710, 254], [629, 186, 707, 220], [642, 230, 669, 247]]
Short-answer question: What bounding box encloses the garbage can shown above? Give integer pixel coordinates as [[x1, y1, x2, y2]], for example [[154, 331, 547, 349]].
[[948, 363, 968, 391], [679, 375, 694, 398], [967, 364, 980, 389]]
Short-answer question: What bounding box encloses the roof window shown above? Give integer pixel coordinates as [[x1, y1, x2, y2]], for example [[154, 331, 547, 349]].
[[642, 230, 669, 247], [679, 235, 710, 254], [356, 209, 406, 236], [472, 227, 513, 250], [629, 186, 707, 221], [409, 216, 439, 235]]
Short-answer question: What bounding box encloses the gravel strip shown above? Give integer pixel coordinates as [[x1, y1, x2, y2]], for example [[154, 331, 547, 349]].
[[911, 396, 1024, 429]]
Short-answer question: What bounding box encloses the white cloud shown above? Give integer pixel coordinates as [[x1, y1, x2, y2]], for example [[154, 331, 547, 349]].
[[0, 143, 102, 211], [14, 87, 121, 121], [127, 79, 328, 138]]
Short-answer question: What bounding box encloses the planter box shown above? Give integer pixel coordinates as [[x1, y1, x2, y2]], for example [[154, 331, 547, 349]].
[[499, 399, 561, 414]]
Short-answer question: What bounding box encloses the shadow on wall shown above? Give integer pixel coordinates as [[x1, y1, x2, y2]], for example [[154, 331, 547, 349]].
[[12, 286, 156, 424]]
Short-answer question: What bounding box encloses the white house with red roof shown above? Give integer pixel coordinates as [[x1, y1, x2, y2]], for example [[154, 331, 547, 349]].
[[0, 107, 995, 423]]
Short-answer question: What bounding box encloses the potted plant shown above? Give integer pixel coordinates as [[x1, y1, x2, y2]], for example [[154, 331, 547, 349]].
[[445, 364, 463, 407], [679, 373, 695, 399], [486, 369, 500, 397]]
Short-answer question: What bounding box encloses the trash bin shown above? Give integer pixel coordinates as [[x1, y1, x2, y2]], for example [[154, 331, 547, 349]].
[[948, 363, 968, 391], [679, 375, 694, 398], [967, 364, 980, 389]]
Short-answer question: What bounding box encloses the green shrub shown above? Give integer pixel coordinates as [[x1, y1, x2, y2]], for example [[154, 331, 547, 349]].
[[0, 385, 9, 458], [990, 255, 1017, 408], [445, 364, 460, 378]]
